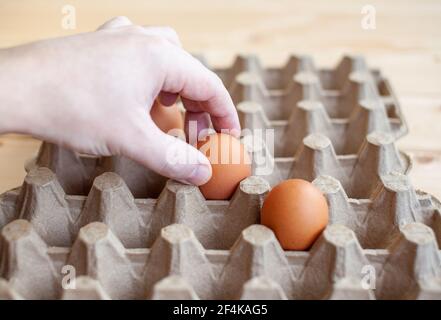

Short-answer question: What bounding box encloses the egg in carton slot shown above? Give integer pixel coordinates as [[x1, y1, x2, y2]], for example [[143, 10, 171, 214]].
[[0, 55, 441, 299]]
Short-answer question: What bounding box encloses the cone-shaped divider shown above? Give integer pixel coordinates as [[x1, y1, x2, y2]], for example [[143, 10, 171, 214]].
[[33, 142, 89, 194], [345, 99, 392, 154], [150, 180, 209, 246], [240, 276, 287, 300], [237, 101, 269, 131], [222, 177, 270, 248], [337, 73, 377, 118], [0, 219, 59, 299], [286, 72, 322, 106], [67, 222, 140, 299], [365, 172, 421, 248], [291, 133, 343, 183], [61, 276, 111, 300], [152, 275, 199, 300], [298, 225, 371, 299], [0, 278, 23, 299], [326, 278, 375, 300], [351, 131, 405, 199], [229, 72, 268, 106], [282, 55, 316, 87], [76, 172, 144, 248], [378, 172, 421, 223], [144, 224, 214, 299], [98, 156, 166, 198], [216, 55, 263, 89], [434, 212, 441, 248], [0, 194, 16, 229], [313, 175, 353, 225], [232, 55, 263, 75], [334, 56, 369, 89], [348, 71, 378, 96], [378, 223, 441, 299], [242, 132, 280, 185], [220, 225, 293, 299], [17, 167, 73, 246], [282, 101, 333, 157]]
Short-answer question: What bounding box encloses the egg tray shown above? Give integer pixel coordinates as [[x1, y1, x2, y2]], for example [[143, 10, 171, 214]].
[[1, 135, 428, 248], [0, 165, 268, 249], [249, 130, 411, 199], [28, 127, 412, 200], [1, 148, 440, 250], [1, 55, 440, 300], [0, 143, 440, 300], [0, 219, 440, 300], [201, 55, 407, 157]]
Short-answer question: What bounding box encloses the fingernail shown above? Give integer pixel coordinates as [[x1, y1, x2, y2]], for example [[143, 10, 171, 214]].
[[185, 164, 212, 186]]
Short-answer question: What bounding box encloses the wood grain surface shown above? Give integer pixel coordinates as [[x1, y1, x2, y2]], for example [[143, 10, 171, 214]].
[[0, 0, 440, 198]]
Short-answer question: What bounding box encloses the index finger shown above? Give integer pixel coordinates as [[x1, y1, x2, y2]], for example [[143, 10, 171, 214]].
[[158, 44, 240, 135]]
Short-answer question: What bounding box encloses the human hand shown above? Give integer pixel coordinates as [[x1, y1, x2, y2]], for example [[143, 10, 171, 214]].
[[0, 16, 240, 185]]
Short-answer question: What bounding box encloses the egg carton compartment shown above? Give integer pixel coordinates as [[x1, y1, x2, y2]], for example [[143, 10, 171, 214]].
[[206, 55, 404, 122], [27, 128, 411, 201], [0, 129, 418, 251], [239, 98, 404, 157], [0, 220, 440, 300], [25, 141, 168, 198], [314, 173, 441, 249], [249, 131, 411, 199], [201, 55, 407, 157], [0, 166, 269, 249], [209, 55, 380, 94], [0, 147, 438, 252]]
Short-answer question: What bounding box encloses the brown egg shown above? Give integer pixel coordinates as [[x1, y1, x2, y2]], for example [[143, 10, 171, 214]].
[[261, 179, 329, 250], [150, 100, 183, 133], [196, 133, 252, 200]]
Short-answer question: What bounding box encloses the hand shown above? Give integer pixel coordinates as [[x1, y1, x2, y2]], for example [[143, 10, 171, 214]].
[[0, 16, 240, 185]]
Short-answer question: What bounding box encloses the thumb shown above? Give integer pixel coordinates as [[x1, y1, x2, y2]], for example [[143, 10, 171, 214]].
[[122, 118, 212, 186]]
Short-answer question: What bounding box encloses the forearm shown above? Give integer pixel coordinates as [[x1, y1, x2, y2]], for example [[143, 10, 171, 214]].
[[0, 46, 42, 135]]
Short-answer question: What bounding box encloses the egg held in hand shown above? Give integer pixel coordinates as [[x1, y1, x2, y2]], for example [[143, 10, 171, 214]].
[[196, 133, 252, 200], [261, 179, 329, 250]]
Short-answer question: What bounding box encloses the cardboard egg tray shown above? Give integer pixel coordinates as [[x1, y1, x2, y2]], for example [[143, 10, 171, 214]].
[[0, 55, 440, 300], [207, 55, 408, 157]]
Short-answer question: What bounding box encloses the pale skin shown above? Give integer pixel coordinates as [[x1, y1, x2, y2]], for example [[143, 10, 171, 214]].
[[0, 17, 240, 185]]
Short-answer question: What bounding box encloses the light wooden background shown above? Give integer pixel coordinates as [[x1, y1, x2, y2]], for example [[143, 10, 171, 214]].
[[0, 0, 440, 198]]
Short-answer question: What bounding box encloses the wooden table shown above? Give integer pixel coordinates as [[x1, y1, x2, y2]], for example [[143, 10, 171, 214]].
[[1, 0, 440, 199]]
